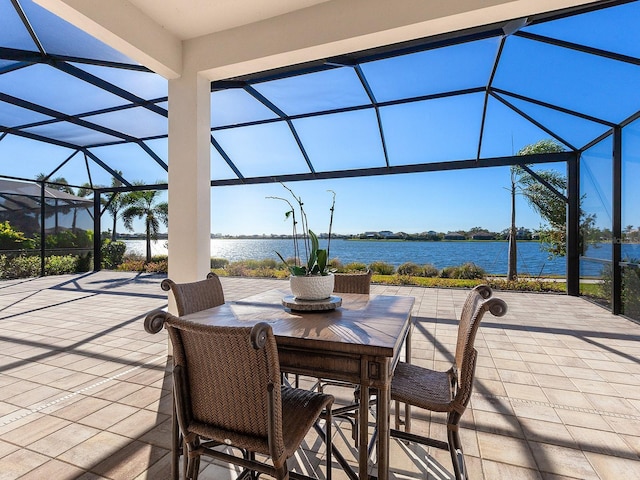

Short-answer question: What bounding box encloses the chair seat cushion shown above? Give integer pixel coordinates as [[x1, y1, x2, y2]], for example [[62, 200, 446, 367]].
[[281, 386, 333, 453], [391, 362, 453, 412]]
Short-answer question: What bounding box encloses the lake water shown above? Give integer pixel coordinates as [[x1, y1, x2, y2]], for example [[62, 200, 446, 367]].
[[122, 238, 640, 277]]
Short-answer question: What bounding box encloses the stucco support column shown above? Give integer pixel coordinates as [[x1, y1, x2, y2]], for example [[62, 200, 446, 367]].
[[167, 71, 211, 287]]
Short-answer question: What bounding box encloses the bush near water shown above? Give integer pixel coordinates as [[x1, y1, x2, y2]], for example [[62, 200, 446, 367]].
[[114, 253, 570, 294]]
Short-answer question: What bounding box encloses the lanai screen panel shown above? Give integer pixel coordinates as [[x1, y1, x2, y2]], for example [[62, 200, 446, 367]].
[[0, 0, 640, 188]]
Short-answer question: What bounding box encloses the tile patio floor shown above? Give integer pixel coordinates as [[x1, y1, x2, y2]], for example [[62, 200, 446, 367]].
[[0, 271, 639, 479]]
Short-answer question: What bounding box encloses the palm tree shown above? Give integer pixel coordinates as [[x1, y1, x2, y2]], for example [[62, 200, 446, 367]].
[[121, 188, 168, 262], [72, 183, 93, 233], [35, 173, 74, 234], [104, 172, 125, 241]]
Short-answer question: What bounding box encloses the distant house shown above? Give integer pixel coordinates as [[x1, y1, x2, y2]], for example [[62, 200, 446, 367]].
[[379, 230, 395, 238], [516, 228, 533, 240], [363, 231, 378, 238], [444, 232, 466, 240], [472, 231, 494, 240]]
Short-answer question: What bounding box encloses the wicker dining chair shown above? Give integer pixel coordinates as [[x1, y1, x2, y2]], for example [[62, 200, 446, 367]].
[[161, 272, 225, 316], [390, 285, 507, 480], [332, 269, 372, 294], [166, 317, 334, 480], [159, 273, 225, 479], [315, 269, 373, 446]]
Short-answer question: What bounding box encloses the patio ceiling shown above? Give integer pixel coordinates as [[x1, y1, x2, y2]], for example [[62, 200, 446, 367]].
[[1, 0, 639, 189]]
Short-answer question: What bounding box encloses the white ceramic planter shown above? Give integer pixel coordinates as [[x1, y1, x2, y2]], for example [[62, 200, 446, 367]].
[[290, 273, 335, 300]]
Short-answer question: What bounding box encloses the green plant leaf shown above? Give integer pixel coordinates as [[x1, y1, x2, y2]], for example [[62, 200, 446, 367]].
[[316, 248, 328, 275], [290, 265, 307, 276], [307, 230, 320, 272]]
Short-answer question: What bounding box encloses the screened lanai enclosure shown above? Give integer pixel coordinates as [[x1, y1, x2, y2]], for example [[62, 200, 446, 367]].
[[1, 0, 640, 319]]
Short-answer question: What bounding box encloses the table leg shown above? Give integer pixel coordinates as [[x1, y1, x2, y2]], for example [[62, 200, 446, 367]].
[[377, 385, 390, 480], [358, 385, 369, 480], [405, 323, 412, 432]]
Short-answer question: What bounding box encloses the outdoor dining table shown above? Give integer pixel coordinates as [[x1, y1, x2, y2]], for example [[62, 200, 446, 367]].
[[155, 287, 415, 480]]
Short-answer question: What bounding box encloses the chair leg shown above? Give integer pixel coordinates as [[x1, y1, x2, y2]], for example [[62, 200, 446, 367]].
[[274, 463, 289, 480], [326, 409, 332, 480], [171, 400, 180, 480], [447, 425, 466, 480]]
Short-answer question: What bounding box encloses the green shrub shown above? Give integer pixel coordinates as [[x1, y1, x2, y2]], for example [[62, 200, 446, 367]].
[[488, 278, 563, 293], [441, 262, 486, 279], [76, 252, 93, 272], [0, 221, 35, 250], [394, 274, 414, 285], [328, 258, 343, 270], [226, 261, 249, 276], [369, 261, 394, 275], [600, 259, 640, 320], [117, 259, 146, 272], [44, 230, 93, 249], [397, 262, 421, 275], [439, 266, 454, 278], [101, 240, 126, 269], [343, 262, 368, 272], [242, 258, 277, 269], [145, 260, 168, 273], [211, 257, 229, 269], [0, 254, 39, 279], [421, 264, 439, 277], [150, 254, 168, 263], [45, 255, 77, 275]]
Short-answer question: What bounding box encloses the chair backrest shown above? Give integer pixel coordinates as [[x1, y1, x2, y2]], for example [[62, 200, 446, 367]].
[[333, 269, 372, 294], [453, 285, 507, 408], [161, 273, 225, 316], [166, 318, 285, 457]]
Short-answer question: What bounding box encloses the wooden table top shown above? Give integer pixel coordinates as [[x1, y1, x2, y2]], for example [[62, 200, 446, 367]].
[[181, 287, 415, 359]]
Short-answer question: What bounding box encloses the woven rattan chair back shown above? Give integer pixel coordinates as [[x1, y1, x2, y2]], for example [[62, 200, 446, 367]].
[[453, 284, 493, 402], [333, 270, 372, 294], [161, 273, 224, 316], [167, 319, 283, 454], [165, 318, 334, 480]]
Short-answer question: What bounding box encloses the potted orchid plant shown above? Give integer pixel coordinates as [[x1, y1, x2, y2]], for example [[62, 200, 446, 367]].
[[268, 184, 336, 300]]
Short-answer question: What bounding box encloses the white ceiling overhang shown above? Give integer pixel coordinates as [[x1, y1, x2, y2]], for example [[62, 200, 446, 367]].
[[34, 0, 601, 80]]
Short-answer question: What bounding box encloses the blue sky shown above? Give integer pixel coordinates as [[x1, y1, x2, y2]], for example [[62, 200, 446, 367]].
[[211, 167, 555, 236]]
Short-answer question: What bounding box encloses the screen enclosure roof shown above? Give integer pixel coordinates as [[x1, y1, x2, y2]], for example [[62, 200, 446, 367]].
[[1, 0, 639, 190]]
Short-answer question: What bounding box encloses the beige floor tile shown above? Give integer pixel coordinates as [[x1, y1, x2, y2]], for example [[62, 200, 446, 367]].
[[567, 424, 637, 459], [477, 431, 538, 469], [543, 388, 594, 410], [92, 441, 169, 480], [6, 414, 70, 446], [0, 448, 50, 480], [19, 459, 86, 480], [585, 393, 639, 416], [527, 441, 598, 479], [1, 273, 640, 479], [57, 431, 133, 470], [79, 402, 141, 430], [510, 402, 562, 423], [555, 409, 611, 430], [482, 460, 543, 479], [518, 417, 577, 448], [108, 408, 169, 438], [584, 451, 640, 480], [31, 422, 100, 457], [474, 410, 524, 438]]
